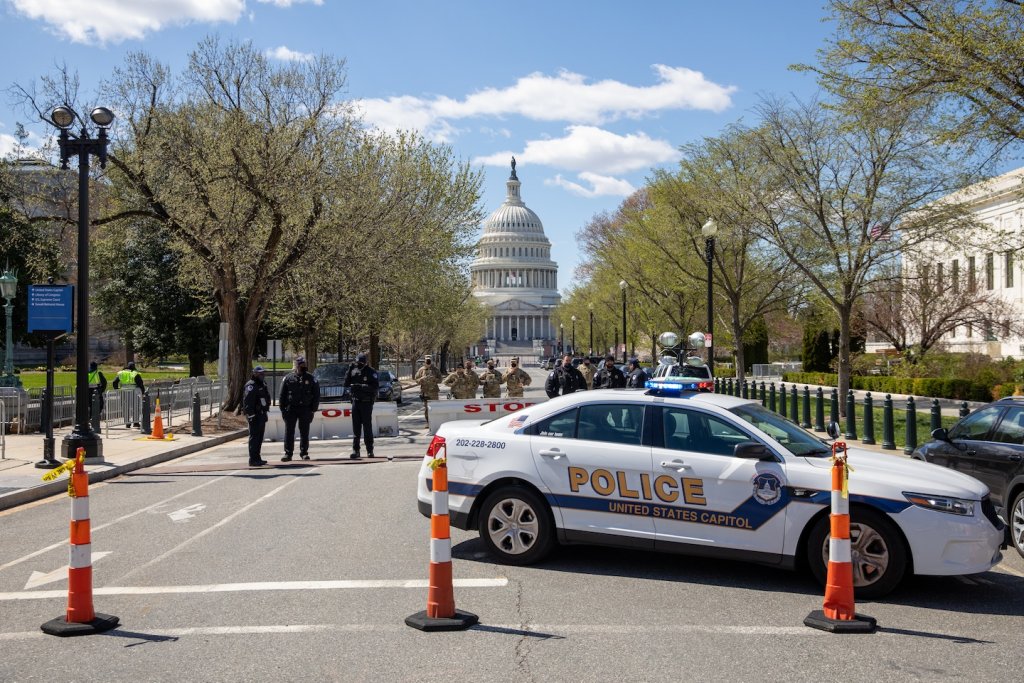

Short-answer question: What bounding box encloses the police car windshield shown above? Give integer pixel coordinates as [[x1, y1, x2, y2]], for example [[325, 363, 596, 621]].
[[671, 365, 710, 379], [729, 403, 831, 457]]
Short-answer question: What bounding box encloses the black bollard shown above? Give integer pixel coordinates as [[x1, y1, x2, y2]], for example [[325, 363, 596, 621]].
[[930, 399, 942, 434], [814, 387, 825, 431], [727, 378, 733, 395], [769, 383, 776, 412], [830, 388, 839, 427], [862, 393, 876, 445], [881, 394, 896, 450], [791, 383, 799, 422], [801, 386, 812, 428], [780, 384, 788, 418], [191, 393, 203, 437], [742, 380, 749, 400], [714, 377, 720, 393], [845, 389, 858, 440], [959, 401, 970, 418], [760, 381, 766, 407], [904, 396, 918, 455], [141, 392, 152, 435]]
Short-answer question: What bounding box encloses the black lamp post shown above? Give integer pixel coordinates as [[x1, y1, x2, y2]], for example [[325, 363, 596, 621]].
[[619, 280, 628, 363], [50, 105, 114, 460], [588, 303, 594, 355], [559, 323, 564, 355], [571, 315, 576, 356], [0, 268, 20, 388], [701, 219, 718, 375]]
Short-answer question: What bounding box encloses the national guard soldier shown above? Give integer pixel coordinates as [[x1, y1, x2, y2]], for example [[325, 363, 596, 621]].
[[503, 357, 532, 398], [444, 360, 480, 399], [87, 361, 107, 423], [242, 366, 271, 467], [593, 355, 626, 389], [578, 357, 595, 390], [545, 354, 586, 398], [112, 360, 145, 428], [279, 355, 320, 461], [414, 355, 442, 428], [344, 352, 379, 459], [480, 360, 505, 398]]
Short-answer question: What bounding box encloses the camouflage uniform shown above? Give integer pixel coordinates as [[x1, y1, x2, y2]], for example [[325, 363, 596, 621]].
[[414, 363, 442, 400], [444, 368, 480, 399], [578, 363, 595, 390], [480, 365, 505, 398], [503, 364, 532, 398]]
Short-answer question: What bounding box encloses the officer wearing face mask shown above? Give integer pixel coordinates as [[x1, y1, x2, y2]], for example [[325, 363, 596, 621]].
[[344, 352, 379, 459], [503, 357, 531, 398], [279, 355, 320, 461]]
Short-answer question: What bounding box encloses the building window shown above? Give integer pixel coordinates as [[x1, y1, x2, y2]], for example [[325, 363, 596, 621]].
[[967, 323, 973, 338], [920, 264, 930, 294], [1004, 320, 1011, 337], [1006, 251, 1014, 288], [936, 262, 944, 291], [986, 253, 994, 290], [952, 259, 959, 293], [968, 256, 976, 292]]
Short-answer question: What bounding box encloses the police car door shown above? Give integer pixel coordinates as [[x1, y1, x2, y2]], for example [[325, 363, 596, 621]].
[[652, 406, 787, 558], [530, 402, 655, 549]]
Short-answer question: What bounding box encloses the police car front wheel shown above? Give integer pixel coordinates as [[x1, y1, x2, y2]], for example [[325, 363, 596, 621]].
[[807, 508, 907, 599], [477, 487, 555, 565]]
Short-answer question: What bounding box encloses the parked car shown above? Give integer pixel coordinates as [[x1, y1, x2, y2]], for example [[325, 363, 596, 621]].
[[313, 362, 350, 402], [913, 396, 1024, 556], [377, 370, 403, 404], [545, 357, 556, 370]]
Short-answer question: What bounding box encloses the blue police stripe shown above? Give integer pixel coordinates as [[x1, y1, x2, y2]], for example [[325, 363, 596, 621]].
[[425, 479, 483, 497]]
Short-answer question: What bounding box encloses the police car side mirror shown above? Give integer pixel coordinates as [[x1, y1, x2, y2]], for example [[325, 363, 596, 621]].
[[734, 441, 772, 460], [826, 422, 841, 440]]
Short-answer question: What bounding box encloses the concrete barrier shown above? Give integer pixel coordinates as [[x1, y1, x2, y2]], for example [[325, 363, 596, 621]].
[[264, 403, 399, 441], [426, 398, 543, 434]]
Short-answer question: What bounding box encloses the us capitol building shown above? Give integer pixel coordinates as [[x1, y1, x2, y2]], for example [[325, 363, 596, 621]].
[[470, 158, 561, 355]]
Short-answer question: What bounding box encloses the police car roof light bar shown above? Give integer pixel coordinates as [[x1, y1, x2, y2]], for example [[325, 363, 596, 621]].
[[644, 379, 701, 396]]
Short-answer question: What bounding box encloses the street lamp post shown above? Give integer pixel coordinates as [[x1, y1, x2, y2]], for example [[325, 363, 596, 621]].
[[0, 268, 19, 387], [571, 315, 576, 356], [559, 323, 564, 355], [50, 105, 115, 460], [588, 303, 594, 356], [701, 219, 718, 375], [619, 280, 628, 363]]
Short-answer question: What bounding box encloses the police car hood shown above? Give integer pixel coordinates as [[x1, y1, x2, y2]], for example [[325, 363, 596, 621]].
[[801, 446, 989, 500]]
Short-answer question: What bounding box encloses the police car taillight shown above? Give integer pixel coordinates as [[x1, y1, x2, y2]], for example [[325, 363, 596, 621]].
[[426, 435, 446, 458]]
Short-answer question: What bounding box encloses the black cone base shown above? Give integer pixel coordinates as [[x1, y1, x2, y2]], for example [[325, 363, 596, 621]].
[[34, 460, 61, 469], [804, 610, 877, 633], [405, 609, 478, 632], [41, 613, 120, 637]]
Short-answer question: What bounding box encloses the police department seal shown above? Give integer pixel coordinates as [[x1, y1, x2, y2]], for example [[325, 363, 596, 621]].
[[752, 472, 783, 505]]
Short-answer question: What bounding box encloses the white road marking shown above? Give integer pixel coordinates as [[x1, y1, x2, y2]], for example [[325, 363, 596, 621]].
[[0, 470, 242, 572], [996, 563, 1024, 577], [167, 503, 207, 522], [116, 472, 312, 582], [0, 577, 509, 601], [24, 552, 113, 589]]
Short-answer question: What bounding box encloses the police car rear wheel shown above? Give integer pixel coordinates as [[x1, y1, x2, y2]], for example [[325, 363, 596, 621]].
[[478, 487, 554, 565], [807, 508, 907, 599]]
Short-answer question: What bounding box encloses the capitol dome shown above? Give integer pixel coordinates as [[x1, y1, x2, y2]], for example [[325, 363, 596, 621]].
[[471, 159, 561, 350]]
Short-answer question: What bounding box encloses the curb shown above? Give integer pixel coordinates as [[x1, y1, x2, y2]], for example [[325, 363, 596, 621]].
[[0, 429, 247, 512]]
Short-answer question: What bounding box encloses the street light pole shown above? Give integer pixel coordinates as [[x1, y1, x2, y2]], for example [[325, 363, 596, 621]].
[[571, 315, 576, 356], [588, 303, 594, 356], [619, 280, 628, 363], [0, 269, 16, 384], [559, 323, 564, 355], [50, 105, 114, 460], [701, 219, 718, 375]]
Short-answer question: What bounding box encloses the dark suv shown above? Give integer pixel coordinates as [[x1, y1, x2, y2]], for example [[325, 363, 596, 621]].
[[912, 397, 1023, 556]]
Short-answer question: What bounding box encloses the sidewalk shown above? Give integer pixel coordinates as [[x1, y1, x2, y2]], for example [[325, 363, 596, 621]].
[[0, 419, 246, 512]]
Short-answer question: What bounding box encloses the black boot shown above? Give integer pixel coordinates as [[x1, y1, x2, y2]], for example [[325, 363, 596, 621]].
[[349, 451, 361, 459]]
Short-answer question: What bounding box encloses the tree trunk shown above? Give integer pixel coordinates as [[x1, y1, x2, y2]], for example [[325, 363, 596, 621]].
[[369, 330, 380, 368], [836, 304, 852, 418], [439, 340, 451, 373], [217, 291, 261, 412], [732, 317, 746, 384], [188, 350, 205, 378], [303, 330, 317, 372], [337, 323, 344, 362], [123, 331, 135, 365]]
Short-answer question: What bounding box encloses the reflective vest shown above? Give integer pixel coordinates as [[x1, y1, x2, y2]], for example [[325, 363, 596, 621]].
[[117, 369, 138, 388], [88, 370, 100, 388]]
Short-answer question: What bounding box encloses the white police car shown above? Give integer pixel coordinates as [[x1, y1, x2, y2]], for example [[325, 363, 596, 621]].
[[417, 380, 1004, 598]]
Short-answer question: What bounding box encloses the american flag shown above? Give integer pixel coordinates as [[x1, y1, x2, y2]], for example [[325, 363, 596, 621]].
[[869, 224, 891, 241], [508, 414, 529, 429]]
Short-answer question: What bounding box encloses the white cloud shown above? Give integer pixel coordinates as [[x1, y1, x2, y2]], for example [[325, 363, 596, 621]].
[[10, 0, 246, 43], [359, 65, 736, 139], [0, 134, 22, 159], [266, 45, 314, 62], [547, 172, 637, 198], [473, 125, 679, 176], [256, 0, 322, 6]]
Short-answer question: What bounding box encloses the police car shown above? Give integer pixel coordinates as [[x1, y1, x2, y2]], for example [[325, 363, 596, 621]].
[[417, 380, 1004, 598]]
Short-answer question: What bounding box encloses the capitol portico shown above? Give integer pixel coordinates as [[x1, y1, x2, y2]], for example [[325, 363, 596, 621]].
[[471, 159, 560, 348]]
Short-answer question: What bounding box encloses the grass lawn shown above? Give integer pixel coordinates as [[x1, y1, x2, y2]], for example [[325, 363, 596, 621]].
[[15, 368, 194, 390]]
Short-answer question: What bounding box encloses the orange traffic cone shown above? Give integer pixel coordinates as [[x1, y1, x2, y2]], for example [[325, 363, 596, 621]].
[[147, 399, 167, 440], [805, 441, 877, 633], [41, 448, 119, 637], [406, 437, 478, 632]]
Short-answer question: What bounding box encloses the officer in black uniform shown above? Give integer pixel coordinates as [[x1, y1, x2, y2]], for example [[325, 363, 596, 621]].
[[544, 354, 586, 398], [593, 355, 627, 389], [279, 355, 320, 461], [625, 358, 649, 388], [343, 352, 379, 459], [242, 366, 271, 467]]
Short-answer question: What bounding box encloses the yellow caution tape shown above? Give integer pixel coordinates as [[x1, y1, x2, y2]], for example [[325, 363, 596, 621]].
[[41, 459, 77, 482], [427, 457, 446, 471]]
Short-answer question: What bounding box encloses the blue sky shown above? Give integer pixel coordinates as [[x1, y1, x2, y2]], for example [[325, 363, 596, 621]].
[[0, 0, 835, 287]]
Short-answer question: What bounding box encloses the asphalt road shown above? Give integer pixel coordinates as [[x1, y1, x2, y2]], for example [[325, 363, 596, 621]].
[[2, 373, 1024, 681]]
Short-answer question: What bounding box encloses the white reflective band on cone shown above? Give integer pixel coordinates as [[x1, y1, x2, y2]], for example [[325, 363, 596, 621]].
[[69, 543, 92, 569], [430, 539, 452, 564], [831, 492, 848, 514], [829, 538, 851, 564], [71, 497, 90, 521], [432, 490, 449, 515]]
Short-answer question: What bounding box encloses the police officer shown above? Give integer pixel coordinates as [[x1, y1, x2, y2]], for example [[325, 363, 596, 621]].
[[87, 361, 107, 423], [344, 352, 379, 459], [444, 361, 481, 400], [578, 357, 595, 390], [625, 358, 649, 388], [112, 360, 145, 427], [242, 366, 271, 467], [480, 360, 505, 398], [414, 355, 442, 427], [279, 355, 320, 461], [593, 355, 626, 389], [545, 354, 586, 398], [503, 357, 532, 398]]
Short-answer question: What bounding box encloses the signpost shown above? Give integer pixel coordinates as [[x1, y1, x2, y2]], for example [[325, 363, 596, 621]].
[[28, 283, 74, 469]]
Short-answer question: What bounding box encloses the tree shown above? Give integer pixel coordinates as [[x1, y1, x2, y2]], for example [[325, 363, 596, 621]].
[[803, 0, 1024, 153], [741, 316, 770, 371], [802, 327, 833, 373]]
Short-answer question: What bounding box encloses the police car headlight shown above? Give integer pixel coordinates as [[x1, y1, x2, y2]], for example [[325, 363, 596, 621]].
[[903, 492, 976, 516]]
